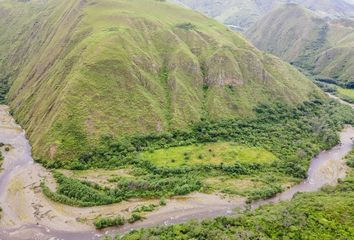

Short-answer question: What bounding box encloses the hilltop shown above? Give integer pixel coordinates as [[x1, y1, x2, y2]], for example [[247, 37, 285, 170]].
[[0, 0, 322, 161]]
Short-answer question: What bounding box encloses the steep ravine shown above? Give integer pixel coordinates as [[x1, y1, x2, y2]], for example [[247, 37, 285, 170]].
[[0, 102, 353, 240]]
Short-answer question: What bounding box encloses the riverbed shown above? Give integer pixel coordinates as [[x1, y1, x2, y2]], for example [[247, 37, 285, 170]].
[[0, 103, 353, 240]]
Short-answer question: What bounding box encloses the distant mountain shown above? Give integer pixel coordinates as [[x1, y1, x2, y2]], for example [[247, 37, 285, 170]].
[[246, 3, 354, 84], [0, 0, 322, 160], [171, 0, 283, 31], [173, 0, 354, 31], [298, 0, 354, 18]]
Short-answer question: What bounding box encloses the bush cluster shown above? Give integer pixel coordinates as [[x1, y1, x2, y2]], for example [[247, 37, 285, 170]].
[[94, 216, 125, 229]]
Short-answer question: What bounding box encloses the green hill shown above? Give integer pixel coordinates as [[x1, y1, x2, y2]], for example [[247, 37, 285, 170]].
[[0, 0, 322, 161], [246, 4, 354, 85]]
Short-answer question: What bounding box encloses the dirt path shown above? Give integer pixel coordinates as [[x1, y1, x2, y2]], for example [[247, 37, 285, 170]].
[[0, 103, 353, 240]]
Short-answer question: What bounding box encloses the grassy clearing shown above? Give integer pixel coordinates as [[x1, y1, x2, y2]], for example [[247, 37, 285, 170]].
[[140, 142, 277, 168]]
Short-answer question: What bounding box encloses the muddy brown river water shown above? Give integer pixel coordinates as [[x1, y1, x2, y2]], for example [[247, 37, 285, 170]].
[[0, 101, 353, 240]]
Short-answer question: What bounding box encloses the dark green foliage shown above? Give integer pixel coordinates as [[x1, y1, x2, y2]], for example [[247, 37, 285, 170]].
[[315, 81, 337, 93], [42, 172, 202, 206], [176, 22, 196, 30], [133, 204, 158, 213], [0, 75, 10, 104], [159, 197, 166, 206], [128, 213, 143, 223], [247, 184, 283, 203], [316, 77, 354, 90], [347, 157, 354, 168], [41, 181, 98, 207], [54, 172, 115, 205], [0, 152, 3, 167], [94, 216, 125, 229]]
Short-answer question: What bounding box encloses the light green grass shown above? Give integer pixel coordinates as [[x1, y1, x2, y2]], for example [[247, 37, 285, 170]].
[[337, 87, 354, 100], [140, 142, 277, 168]]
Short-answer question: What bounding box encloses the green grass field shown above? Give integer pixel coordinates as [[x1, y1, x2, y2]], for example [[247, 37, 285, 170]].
[[140, 142, 278, 168]]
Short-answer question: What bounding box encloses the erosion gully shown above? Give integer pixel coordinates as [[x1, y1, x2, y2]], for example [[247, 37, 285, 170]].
[[0, 98, 353, 240]]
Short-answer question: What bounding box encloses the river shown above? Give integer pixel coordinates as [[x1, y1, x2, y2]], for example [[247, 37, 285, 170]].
[[0, 99, 353, 240]]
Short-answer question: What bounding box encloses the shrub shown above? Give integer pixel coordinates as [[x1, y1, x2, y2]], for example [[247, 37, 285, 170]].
[[94, 216, 125, 229], [128, 213, 143, 223], [347, 158, 354, 168], [133, 204, 157, 213], [176, 22, 196, 30], [160, 197, 167, 206], [247, 184, 283, 203]]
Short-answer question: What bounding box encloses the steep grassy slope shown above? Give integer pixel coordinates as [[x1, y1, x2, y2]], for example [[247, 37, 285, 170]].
[[0, 0, 322, 161], [313, 20, 354, 84], [173, 0, 354, 31], [246, 4, 354, 85], [246, 4, 329, 68]]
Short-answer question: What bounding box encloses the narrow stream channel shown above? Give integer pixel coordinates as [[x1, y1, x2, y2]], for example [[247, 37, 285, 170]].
[[0, 100, 353, 240]]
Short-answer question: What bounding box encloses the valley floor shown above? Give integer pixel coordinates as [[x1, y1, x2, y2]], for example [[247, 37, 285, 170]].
[[0, 100, 353, 239]]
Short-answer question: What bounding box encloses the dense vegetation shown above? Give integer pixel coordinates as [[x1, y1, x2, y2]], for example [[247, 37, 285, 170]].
[[118, 150, 354, 239], [0, 142, 6, 168], [41, 99, 354, 206], [94, 215, 125, 229], [0, 79, 9, 104], [0, 152, 3, 168]]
